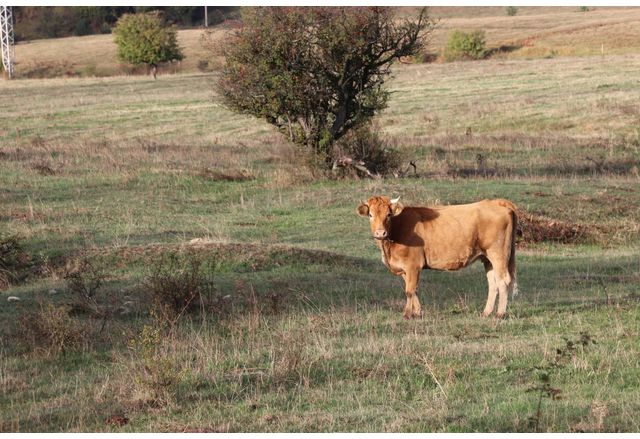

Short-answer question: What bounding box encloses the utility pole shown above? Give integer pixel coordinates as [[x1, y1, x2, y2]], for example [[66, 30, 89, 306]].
[[204, 6, 208, 27], [1, 6, 15, 78]]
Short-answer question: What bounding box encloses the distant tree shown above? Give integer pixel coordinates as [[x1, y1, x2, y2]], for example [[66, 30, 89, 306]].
[[113, 12, 184, 79], [217, 7, 433, 171], [14, 6, 238, 41], [505, 6, 518, 16], [75, 7, 127, 34], [36, 7, 77, 39]]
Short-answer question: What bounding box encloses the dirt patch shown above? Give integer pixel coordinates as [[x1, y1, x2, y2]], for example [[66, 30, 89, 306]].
[[517, 211, 590, 245]]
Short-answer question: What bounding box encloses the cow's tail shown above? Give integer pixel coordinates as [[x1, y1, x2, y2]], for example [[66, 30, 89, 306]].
[[496, 199, 518, 297], [508, 209, 518, 297]]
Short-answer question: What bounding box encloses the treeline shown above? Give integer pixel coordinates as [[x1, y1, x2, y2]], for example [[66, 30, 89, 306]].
[[14, 6, 239, 41]]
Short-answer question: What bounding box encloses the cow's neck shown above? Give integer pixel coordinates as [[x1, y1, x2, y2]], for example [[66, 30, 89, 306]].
[[376, 238, 394, 271]]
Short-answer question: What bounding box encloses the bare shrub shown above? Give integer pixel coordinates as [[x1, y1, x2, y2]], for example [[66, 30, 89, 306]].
[[62, 257, 122, 340], [527, 332, 596, 432], [64, 258, 103, 303], [142, 253, 216, 324], [20, 301, 88, 356]]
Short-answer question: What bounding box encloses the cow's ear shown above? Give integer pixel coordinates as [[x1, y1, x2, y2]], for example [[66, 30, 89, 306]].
[[390, 198, 404, 216], [357, 203, 369, 217]]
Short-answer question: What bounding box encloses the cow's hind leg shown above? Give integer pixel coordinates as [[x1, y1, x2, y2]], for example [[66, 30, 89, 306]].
[[481, 257, 498, 317], [486, 255, 511, 319], [401, 267, 422, 319], [495, 267, 511, 318], [483, 252, 511, 319]]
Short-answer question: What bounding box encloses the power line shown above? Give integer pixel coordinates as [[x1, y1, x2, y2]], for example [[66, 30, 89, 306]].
[[1, 6, 15, 79]]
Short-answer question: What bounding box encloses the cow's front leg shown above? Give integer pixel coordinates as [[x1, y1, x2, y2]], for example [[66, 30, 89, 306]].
[[401, 268, 422, 319]]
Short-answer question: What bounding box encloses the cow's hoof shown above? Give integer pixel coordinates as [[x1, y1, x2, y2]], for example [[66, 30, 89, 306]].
[[403, 313, 411, 320], [481, 311, 491, 318], [495, 312, 506, 319]]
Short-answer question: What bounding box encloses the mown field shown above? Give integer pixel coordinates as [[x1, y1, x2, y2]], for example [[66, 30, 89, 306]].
[[1, 7, 640, 433]]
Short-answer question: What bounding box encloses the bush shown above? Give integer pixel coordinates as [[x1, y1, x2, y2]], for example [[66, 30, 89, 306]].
[[505, 6, 518, 16], [0, 235, 31, 290], [125, 320, 184, 406], [443, 30, 488, 62]]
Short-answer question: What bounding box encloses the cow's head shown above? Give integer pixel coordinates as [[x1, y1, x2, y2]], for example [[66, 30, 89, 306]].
[[357, 196, 404, 240]]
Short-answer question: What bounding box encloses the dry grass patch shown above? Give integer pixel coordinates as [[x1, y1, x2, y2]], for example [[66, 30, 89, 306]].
[[425, 7, 640, 58]]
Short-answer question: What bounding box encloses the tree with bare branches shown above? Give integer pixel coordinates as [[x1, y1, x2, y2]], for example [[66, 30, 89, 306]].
[[217, 7, 434, 170]]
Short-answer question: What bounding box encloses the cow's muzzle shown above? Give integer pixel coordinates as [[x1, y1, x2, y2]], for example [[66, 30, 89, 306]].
[[373, 229, 388, 240]]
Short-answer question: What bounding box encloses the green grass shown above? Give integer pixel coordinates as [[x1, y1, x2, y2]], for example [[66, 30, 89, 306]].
[[1, 53, 639, 432]]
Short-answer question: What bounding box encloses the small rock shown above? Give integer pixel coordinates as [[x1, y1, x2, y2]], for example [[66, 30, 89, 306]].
[[48, 289, 58, 295], [7, 296, 21, 302], [189, 237, 215, 246]]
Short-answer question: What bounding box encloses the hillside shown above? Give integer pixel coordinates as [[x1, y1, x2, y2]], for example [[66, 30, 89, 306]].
[[11, 6, 640, 78]]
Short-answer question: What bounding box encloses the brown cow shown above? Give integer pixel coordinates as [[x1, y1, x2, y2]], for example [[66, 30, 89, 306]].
[[357, 196, 517, 319]]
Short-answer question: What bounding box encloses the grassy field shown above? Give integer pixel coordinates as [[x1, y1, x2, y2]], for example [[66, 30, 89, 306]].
[[1, 7, 640, 433]]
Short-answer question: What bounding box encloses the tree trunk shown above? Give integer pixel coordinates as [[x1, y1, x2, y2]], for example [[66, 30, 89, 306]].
[[330, 97, 348, 139], [151, 64, 157, 80]]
